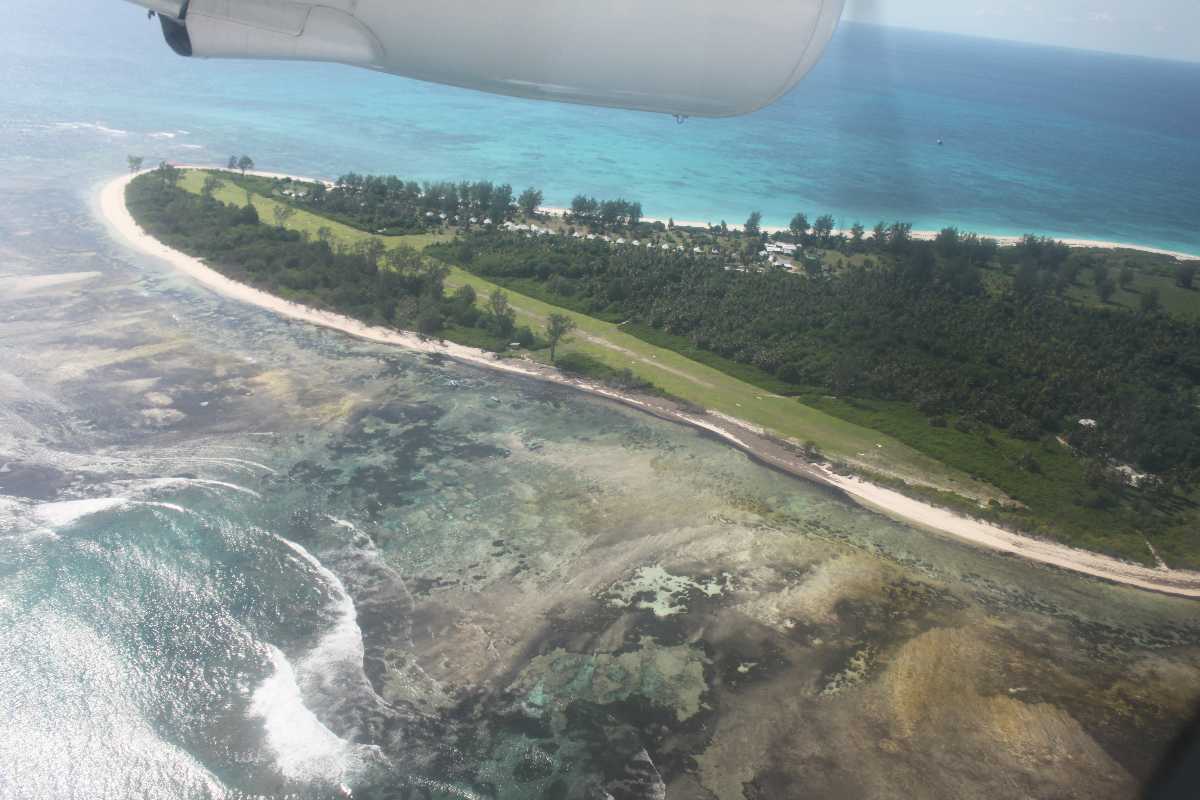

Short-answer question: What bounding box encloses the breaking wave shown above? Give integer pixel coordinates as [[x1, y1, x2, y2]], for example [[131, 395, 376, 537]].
[[248, 533, 388, 787], [249, 644, 368, 786]]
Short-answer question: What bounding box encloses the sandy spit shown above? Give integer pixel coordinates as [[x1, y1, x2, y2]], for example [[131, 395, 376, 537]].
[[99, 172, 1200, 598]]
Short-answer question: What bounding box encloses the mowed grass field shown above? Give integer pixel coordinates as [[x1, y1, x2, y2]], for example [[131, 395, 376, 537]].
[[175, 168, 999, 500]]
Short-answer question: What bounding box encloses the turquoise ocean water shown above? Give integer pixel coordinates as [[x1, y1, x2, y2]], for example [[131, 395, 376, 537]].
[[5, 1, 1200, 253], [3, 4, 1200, 800]]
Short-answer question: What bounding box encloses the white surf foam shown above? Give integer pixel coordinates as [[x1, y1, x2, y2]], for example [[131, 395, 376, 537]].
[[0, 496, 52, 539], [30, 497, 189, 528], [249, 534, 386, 787], [33, 497, 128, 527], [249, 644, 364, 785], [275, 536, 367, 688]]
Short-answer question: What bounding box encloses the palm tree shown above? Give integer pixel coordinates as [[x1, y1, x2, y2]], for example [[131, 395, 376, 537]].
[[127, 155, 144, 174]]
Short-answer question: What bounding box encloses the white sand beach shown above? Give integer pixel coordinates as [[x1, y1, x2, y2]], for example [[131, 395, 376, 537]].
[[537, 208, 1200, 261], [100, 172, 1200, 598]]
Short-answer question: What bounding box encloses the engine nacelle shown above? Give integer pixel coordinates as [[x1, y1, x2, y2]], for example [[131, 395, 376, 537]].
[[131, 0, 845, 117]]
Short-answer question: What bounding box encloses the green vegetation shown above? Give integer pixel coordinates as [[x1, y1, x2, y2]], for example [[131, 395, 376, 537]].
[[178, 170, 455, 251], [433, 230, 1200, 476], [1040, 249, 1200, 321], [230, 155, 254, 176], [555, 352, 655, 393], [430, 228, 1200, 567], [804, 395, 1199, 564], [159, 166, 1200, 567], [518, 187, 544, 217], [544, 313, 576, 362], [569, 195, 643, 227], [128, 169, 531, 353], [744, 211, 762, 236], [619, 323, 798, 396], [431, 261, 979, 502], [313, 174, 518, 231], [226, 172, 525, 236]]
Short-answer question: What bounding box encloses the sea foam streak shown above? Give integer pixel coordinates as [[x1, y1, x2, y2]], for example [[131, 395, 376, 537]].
[[114, 476, 264, 498]]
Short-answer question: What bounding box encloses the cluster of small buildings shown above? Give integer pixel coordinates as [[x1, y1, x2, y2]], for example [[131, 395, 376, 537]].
[[502, 221, 552, 234], [759, 240, 800, 266], [426, 211, 491, 224], [497, 222, 702, 253], [415, 215, 806, 268]]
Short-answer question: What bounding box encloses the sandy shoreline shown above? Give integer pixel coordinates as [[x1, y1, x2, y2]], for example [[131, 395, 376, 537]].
[[536, 208, 1200, 261], [99, 172, 1200, 598]]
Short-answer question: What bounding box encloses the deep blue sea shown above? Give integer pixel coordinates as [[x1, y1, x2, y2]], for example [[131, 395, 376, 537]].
[[4, 1, 1200, 253], [4, 4, 1200, 800]]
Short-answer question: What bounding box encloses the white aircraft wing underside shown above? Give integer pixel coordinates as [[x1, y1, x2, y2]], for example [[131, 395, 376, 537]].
[[126, 0, 846, 117]]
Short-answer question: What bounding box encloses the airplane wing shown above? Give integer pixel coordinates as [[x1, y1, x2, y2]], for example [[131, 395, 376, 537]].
[[125, 0, 845, 117]]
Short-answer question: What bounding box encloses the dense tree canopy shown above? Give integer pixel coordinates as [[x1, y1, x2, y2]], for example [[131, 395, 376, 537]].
[[126, 172, 528, 347], [430, 231, 1200, 480], [518, 187, 544, 217], [569, 195, 643, 228], [288, 174, 523, 235]]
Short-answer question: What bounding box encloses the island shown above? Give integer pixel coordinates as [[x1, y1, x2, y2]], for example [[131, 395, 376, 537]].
[[102, 162, 1200, 597]]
